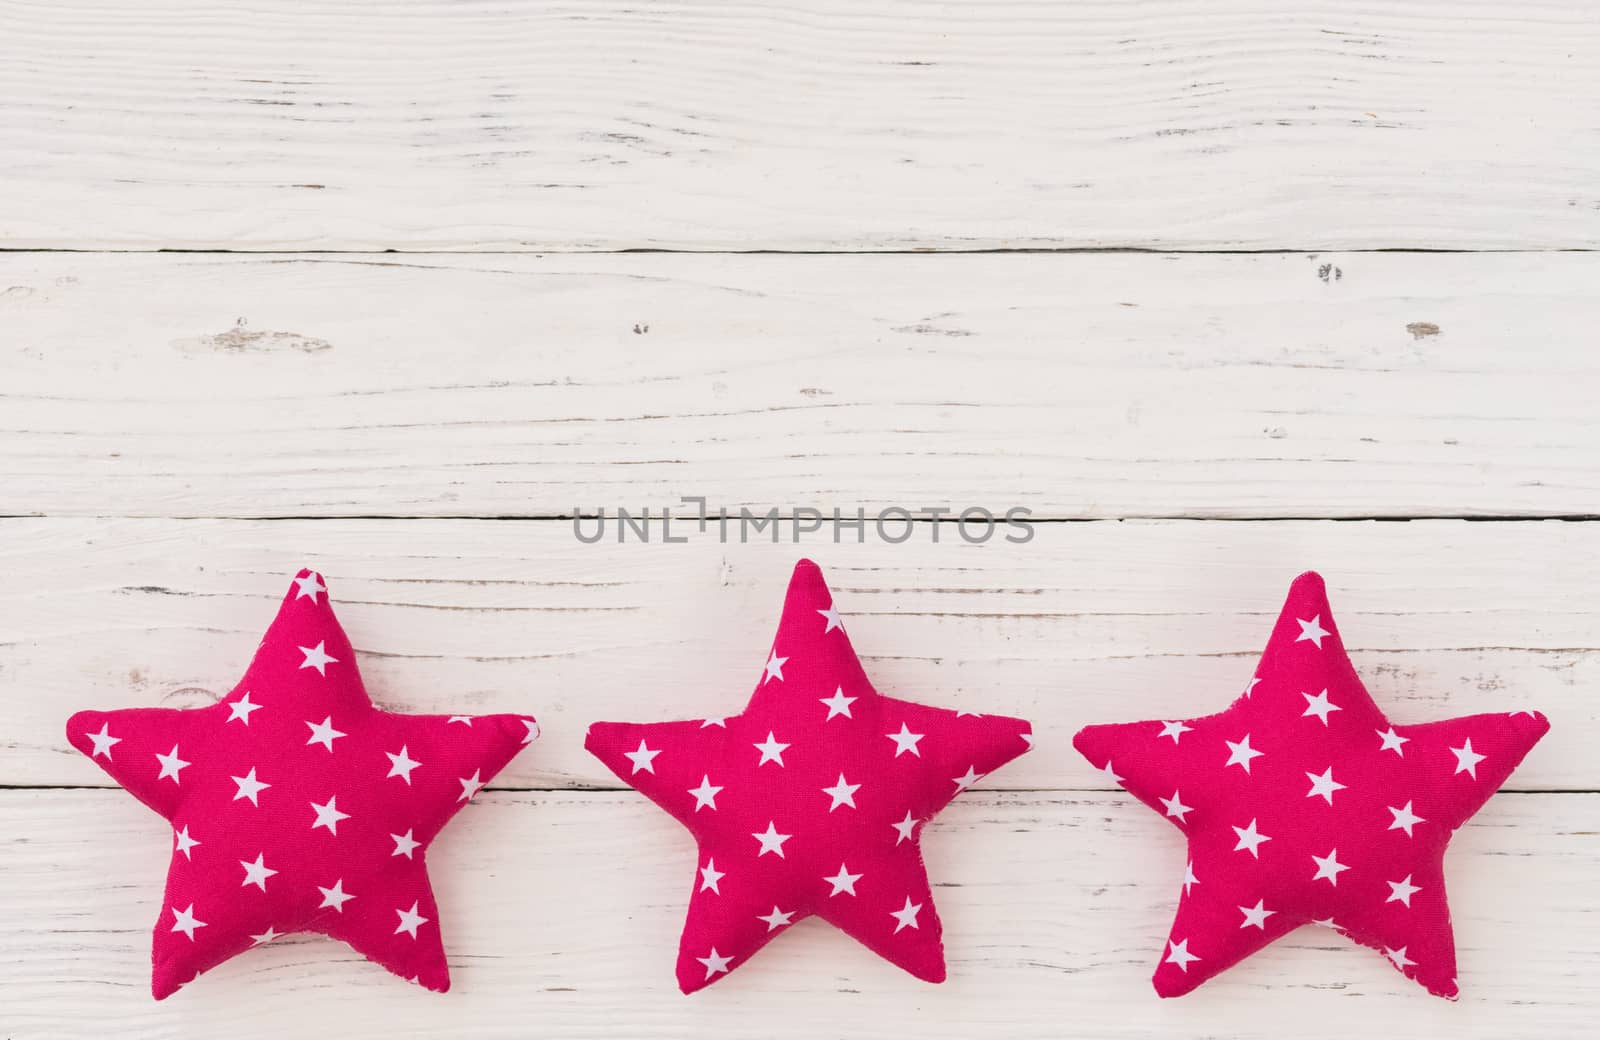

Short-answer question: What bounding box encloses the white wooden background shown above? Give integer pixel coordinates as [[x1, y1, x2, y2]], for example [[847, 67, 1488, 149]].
[[3, 2, 1598, 1038]]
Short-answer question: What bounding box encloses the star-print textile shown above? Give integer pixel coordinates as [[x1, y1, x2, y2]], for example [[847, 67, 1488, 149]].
[[66, 569, 539, 999], [586, 559, 1033, 993], [1073, 571, 1549, 999]]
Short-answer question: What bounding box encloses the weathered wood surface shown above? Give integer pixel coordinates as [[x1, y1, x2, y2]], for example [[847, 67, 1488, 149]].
[[2, 1, 1598, 251], [5, 252, 1599, 519], [9, 517, 1589, 790], [3, 789, 1593, 1038]]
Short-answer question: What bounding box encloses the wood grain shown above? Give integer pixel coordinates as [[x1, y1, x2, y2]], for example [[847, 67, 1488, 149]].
[[3, 789, 1593, 1038], [10, 517, 1590, 790], [5, 251, 1599, 520], [1, 1, 1597, 251]]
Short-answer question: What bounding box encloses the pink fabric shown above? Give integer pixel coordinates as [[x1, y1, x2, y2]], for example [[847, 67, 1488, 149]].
[[586, 559, 1033, 993], [66, 570, 538, 999], [1073, 571, 1549, 999]]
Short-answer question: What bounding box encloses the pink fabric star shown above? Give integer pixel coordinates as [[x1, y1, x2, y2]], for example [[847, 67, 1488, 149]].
[[1074, 571, 1549, 998], [586, 559, 1033, 992], [66, 569, 538, 998]]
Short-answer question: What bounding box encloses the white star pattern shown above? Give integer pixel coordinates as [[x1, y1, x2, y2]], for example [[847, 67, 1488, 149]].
[[1183, 861, 1199, 896], [1304, 767, 1348, 805], [1224, 734, 1264, 773], [385, 746, 421, 784], [87, 722, 121, 759], [1385, 945, 1416, 971], [824, 864, 863, 896], [700, 715, 729, 729], [1099, 760, 1123, 785], [822, 773, 861, 811], [1386, 875, 1422, 908], [1165, 938, 1199, 971], [394, 902, 428, 938], [1232, 819, 1270, 858], [752, 821, 792, 858], [1377, 726, 1409, 756], [391, 829, 421, 859], [174, 825, 200, 860], [1451, 738, 1487, 779], [298, 641, 337, 676], [688, 775, 724, 812], [819, 686, 856, 720], [753, 732, 791, 767], [1388, 801, 1426, 837], [304, 715, 347, 752], [758, 906, 795, 931], [886, 723, 924, 757], [447, 715, 473, 726], [1238, 899, 1275, 930], [249, 926, 281, 946], [1160, 790, 1193, 824], [239, 853, 278, 892], [951, 766, 982, 793], [226, 691, 262, 725], [763, 651, 787, 683], [624, 740, 661, 774], [699, 859, 725, 894], [817, 604, 843, 633], [522, 719, 540, 744], [170, 896, 206, 940], [457, 769, 486, 802], [1301, 689, 1341, 726], [318, 879, 355, 912], [890, 897, 923, 933], [155, 744, 190, 784], [231, 767, 271, 805], [891, 811, 918, 845], [292, 572, 325, 602], [1158, 720, 1192, 744], [1296, 615, 1330, 647], [1311, 849, 1349, 886], [696, 948, 733, 979], [309, 796, 350, 835]]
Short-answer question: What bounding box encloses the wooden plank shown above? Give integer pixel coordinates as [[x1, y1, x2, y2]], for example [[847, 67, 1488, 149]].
[[1, 1, 1597, 251], [4, 251, 1599, 519], [8, 517, 1591, 790], [3, 789, 1593, 1038]]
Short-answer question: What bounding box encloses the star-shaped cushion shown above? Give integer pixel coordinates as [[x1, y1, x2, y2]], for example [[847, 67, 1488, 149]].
[[66, 569, 539, 998], [1073, 571, 1549, 998], [585, 559, 1034, 992]]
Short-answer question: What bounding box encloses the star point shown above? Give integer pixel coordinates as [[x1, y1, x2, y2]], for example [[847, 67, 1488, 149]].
[[891, 810, 918, 845], [173, 825, 200, 859], [817, 604, 843, 633], [696, 948, 733, 980], [457, 768, 486, 802], [1158, 720, 1192, 744], [292, 572, 326, 602], [763, 650, 787, 683]]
